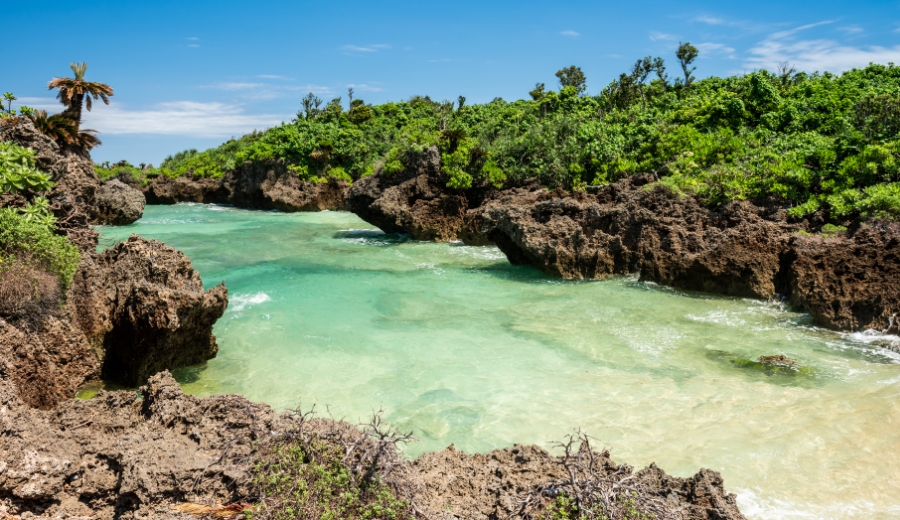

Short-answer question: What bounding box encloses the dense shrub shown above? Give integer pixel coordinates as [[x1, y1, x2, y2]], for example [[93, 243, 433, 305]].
[[149, 62, 900, 222], [0, 208, 80, 292]]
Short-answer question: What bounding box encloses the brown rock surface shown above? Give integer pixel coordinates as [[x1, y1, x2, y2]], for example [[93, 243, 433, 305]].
[[0, 372, 745, 520], [0, 118, 144, 225], [142, 161, 350, 211], [348, 160, 900, 333], [348, 146, 494, 243], [93, 179, 146, 225], [71, 235, 228, 386], [786, 225, 900, 334]]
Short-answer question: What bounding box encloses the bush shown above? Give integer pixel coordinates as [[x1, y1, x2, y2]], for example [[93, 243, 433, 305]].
[[0, 141, 53, 194], [0, 208, 80, 292]]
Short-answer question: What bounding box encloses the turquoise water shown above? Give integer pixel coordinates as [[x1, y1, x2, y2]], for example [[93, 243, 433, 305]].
[[102, 204, 900, 519]]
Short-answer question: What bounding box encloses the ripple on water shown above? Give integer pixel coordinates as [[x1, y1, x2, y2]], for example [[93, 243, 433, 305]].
[[102, 205, 900, 520]]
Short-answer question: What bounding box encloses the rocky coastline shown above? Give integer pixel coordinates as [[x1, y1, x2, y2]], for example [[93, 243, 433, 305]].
[[142, 159, 349, 212], [1, 123, 748, 518], [145, 147, 900, 335]]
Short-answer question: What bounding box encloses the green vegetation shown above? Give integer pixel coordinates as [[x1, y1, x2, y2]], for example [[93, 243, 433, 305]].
[[0, 208, 80, 290], [0, 142, 54, 194], [249, 438, 411, 520], [129, 48, 900, 223]]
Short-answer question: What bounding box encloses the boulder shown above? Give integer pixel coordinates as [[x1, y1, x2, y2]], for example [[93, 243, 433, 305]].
[[93, 179, 146, 225], [71, 236, 228, 386]]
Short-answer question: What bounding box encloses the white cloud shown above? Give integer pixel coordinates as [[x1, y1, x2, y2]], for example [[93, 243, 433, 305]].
[[79, 101, 284, 137], [257, 74, 290, 80], [561, 30, 580, 37], [696, 15, 725, 25], [649, 31, 676, 42], [745, 24, 900, 73]]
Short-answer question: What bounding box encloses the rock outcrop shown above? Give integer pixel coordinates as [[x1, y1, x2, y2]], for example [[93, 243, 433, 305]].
[[347, 153, 900, 334], [0, 371, 745, 520], [93, 179, 146, 225], [347, 146, 494, 243], [143, 160, 350, 212], [0, 118, 145, 225], [71, 236, 228, 387]]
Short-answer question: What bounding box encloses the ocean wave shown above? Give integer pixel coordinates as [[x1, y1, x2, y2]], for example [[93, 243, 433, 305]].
[[229, 292, 272, 312]]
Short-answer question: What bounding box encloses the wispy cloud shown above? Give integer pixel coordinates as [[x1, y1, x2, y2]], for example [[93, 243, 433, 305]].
[[342, 44, 391, 54], [769, 20, 834, 40], [697, 42, 737, 59], [745, 22, 900, 73], [649, 31, 677, 42], [346, 83, 383, 93], [201, 82, 266, 91], [79, 101, 284, 137], [257, 74, 290, 80], [696, 15, 725, 25], [186, 37, 199, 41], [561, 30, 580, 37], [188, 44, 200, 48], [838, 25, 864, 35]]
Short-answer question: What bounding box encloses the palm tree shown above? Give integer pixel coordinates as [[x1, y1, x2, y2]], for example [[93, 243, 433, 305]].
[[47, 62, 113, 132], [26, 109, 102, 151]]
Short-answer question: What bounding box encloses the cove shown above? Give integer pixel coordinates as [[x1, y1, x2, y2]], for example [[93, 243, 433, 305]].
[[101, 203, 900, 519]]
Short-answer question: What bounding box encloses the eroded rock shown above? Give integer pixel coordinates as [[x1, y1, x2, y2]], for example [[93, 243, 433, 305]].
[[93, 179, 146, 225], [71, 236, 227, 386]]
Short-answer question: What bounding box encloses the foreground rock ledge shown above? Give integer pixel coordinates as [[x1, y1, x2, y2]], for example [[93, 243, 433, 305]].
[[0, 372, 746, 520]]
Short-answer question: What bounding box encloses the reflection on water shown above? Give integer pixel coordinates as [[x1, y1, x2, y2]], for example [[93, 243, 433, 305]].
[[102, 204, 900, 520]]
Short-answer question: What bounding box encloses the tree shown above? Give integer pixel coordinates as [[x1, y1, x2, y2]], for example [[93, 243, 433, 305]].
[[347, 87, 355, 118], [457, 95, 466, 112], [300, 92, 323, 119], [555, 66, 587, 95], [47, 62, 113, 132], [3, 92, 16, 114], [676, 42, 699, 87]]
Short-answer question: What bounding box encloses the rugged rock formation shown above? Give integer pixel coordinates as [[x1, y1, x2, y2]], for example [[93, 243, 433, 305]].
[[93, 179, 145, 225], [144, 175, 225, 205], [71, 236, 228, 386], [143, 161, 350, 211], [347, 154, 900, 334], [0, 315, 99, 410], [347, 146, 494, 244], [0, 118, 145, 225], [0, 372, 745, 520], [786, 224, 900, 334]]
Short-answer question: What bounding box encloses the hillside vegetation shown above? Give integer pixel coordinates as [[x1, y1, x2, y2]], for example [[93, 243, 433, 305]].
[[102, 50, 900, 223]]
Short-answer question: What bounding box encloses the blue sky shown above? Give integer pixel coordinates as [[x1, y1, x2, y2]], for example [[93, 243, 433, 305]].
[[6, 0, 900, 164]]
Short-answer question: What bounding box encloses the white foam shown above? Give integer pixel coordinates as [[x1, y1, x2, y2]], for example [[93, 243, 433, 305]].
[[736, 488, 900, 519], [229, 292, 271, 312]]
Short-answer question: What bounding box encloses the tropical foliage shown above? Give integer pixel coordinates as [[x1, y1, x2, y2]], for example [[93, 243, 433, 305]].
[[47, 62, 113, 131], [128, 49, 900, 222]]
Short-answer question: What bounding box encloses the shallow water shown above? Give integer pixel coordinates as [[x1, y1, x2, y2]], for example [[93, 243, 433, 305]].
[[101, 204, 900, 519]]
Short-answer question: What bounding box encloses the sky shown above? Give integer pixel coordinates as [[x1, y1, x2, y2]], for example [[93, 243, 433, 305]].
[[5, 0, 900, 164]]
